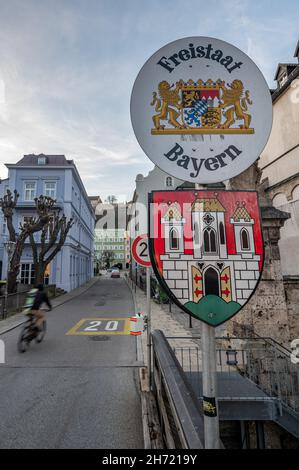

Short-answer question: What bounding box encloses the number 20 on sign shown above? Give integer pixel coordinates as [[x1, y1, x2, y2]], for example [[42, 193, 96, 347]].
[[131, 234, 151, 267]]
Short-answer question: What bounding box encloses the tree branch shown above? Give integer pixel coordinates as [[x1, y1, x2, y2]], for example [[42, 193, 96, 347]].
[[0, 189, 19, 242], [43, 217, 74, 266], [29, 232, 38, 266]]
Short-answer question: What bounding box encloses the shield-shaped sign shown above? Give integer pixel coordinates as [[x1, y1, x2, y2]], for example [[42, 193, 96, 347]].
[[148, 190, 264, 327]]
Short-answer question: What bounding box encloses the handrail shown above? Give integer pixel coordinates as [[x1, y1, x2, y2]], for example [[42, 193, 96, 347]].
[[152, 329, 205, 449], [165, 334, 292, 356]]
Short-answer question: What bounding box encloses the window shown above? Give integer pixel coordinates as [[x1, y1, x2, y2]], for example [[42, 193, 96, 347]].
[[170, 228, 179, 250], [23, 216, 33, 225], [241, 228, 250, 250], [219, 222, 225, 245], [279, 73, 288, 88], [203, 227, 217, 253], [44, 181, 56, 198], [24, 182, 36, 201], [44, 264, 50, 285], [37, 156, 47, 165], [20, 263, 35, 285], [166, 176, 173, 187]]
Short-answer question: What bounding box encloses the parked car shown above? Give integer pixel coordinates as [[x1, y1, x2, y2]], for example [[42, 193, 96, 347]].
[[111, 263, 123, 270], [111, 269, 120, 278]]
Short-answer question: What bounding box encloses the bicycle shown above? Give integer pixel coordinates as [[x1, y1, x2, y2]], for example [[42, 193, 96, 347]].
[[17, 309, 48, 353]]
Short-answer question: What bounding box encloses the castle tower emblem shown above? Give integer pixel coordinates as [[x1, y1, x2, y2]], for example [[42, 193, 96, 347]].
[[149, 190, 263, 327]]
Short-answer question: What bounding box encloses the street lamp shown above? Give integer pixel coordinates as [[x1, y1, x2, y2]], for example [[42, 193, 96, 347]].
[[3, 241, 16, 319]]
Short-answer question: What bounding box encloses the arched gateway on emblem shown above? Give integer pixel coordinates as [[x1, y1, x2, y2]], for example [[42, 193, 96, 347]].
[[204, 267, 220, 296]]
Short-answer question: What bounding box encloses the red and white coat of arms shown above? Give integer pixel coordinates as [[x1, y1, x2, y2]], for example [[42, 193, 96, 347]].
[[149, 190, 264, 326]]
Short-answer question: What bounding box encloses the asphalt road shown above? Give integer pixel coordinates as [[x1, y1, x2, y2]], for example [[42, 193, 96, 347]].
[[0, 276, 144, 449]]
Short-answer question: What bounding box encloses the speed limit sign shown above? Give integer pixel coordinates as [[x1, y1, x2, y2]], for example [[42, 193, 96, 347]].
[[131, 234, 151, 267]]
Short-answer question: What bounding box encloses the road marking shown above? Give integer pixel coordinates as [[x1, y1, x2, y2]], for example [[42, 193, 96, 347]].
[[66, 318, 131, 335]]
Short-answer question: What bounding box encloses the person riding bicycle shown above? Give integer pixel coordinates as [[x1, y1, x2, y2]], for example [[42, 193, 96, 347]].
[[25, 284, 52, 330]]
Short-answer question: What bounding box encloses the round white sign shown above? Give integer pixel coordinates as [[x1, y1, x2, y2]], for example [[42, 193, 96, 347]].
[[131, 234, 151, 267], [131, 37, 273, 183]]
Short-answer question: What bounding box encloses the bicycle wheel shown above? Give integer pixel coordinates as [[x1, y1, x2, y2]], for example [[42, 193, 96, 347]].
[[17, 325, 31, 353], [36, 320, 46, 343]]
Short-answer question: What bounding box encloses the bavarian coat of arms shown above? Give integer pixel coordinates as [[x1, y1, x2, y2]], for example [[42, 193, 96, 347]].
[[151, 79, 254, 135], [148, 190, 264, 326]]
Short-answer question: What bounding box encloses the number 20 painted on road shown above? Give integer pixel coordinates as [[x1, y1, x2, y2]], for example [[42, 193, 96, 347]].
[[84, 320, 119, 332], [66, 318, 131, 335]]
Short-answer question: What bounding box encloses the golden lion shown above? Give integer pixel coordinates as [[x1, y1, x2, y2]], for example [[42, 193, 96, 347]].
[[219, 79, 252, 129], [151, 81, 184, 130]]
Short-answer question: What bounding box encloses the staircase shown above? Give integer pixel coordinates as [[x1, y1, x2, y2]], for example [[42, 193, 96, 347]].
[[169, 334, 299, 441]]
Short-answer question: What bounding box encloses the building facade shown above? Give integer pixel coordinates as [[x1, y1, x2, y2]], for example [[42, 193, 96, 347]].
[[128, 166, 185, 240], [94, 201, 128, 269], [95, 228, 126, 268], [259, 39, 299, 277], [0, 154, 95, 292], [0, 178, 9, 279]]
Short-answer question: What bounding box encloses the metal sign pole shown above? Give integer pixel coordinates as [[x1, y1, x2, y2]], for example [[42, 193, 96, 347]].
[[194, 182, 220, 449], [202, 322, 220, 448], [146, 266, 151, 387], [131, 234, 152, 386]]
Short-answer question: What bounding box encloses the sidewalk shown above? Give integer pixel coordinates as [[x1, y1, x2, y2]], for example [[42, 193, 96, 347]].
[[0, 277, 99, 335], [127, 278, 228, 369], [128, 280, 202, 367]]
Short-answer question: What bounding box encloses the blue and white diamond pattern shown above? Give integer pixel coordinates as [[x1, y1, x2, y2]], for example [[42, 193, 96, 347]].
[[184, 100, 208, 127]]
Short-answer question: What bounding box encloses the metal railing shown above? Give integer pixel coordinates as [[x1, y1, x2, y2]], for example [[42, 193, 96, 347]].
[[0, 284, 56, 320], [152, 330, 206, 449], [167, 336, 299, 416]]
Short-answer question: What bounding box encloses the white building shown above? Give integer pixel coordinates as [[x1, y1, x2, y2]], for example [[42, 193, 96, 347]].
[[259, 39, 299, 277], [128, 166, 185, 282], [129, 166, 185, 239]]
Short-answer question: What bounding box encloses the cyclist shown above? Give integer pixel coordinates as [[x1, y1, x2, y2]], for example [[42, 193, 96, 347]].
[[27, 284, 52, 330]]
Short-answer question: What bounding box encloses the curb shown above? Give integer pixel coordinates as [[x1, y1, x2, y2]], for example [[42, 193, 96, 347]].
[[0, 277, 100, 336], [124, 275, 156, 450], [124, 274, 144, 365]]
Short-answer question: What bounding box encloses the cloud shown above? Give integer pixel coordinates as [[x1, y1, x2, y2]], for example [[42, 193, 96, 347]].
[[0, 0, 298, 202]]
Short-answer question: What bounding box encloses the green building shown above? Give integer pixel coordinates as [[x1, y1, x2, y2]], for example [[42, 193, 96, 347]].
[[95, 229, 126, 269]]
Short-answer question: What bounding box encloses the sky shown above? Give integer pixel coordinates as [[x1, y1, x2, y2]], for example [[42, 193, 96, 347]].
[[0, 0, 298, 202]]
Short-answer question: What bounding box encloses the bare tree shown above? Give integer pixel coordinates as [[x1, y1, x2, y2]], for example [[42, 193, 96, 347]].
[[101, 250, 114, 269], [29, 212, 74, 285], [105, 195, 117, 204], [0, 190, 56, 293]]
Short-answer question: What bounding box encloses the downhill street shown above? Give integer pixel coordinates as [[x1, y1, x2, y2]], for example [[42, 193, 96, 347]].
[[0, 276, 143, 449]]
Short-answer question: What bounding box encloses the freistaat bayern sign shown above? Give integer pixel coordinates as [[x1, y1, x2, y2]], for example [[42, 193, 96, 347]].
[[131, 37, 273, 183]]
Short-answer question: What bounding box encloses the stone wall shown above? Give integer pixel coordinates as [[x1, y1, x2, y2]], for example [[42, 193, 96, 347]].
[[247, 421, 299, 449], [284, 277, 299, 340], [227, 165, 291, 346]]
